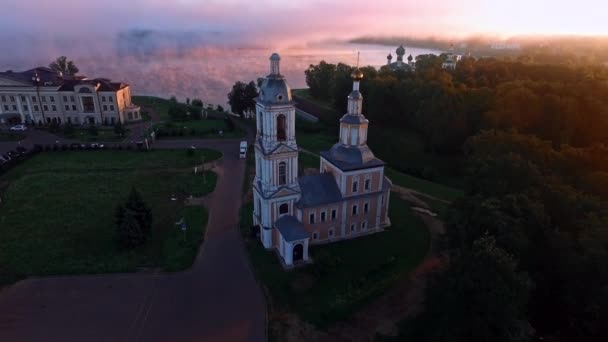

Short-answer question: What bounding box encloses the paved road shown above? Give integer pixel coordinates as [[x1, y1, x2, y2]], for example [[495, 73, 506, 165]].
[[0, 138, 266, 342]]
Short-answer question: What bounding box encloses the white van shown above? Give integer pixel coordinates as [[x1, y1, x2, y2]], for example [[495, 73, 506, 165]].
[[239, 141, 247, 159]]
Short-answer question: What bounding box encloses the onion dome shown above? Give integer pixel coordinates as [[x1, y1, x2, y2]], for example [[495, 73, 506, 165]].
[[396, 44, 405, 56], [407, 54, 413, 62], [351, 67, 364, 81], [387, 52, 393, 60]]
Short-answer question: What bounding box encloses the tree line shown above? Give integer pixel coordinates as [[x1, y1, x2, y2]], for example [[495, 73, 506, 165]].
[[305, 56, 608, 341]]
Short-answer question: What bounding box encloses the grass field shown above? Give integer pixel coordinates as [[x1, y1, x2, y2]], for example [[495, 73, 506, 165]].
[[154, 119, 245, 139], [0, 149, 220, 286], [132, 96, 175, 121], [240, 194, 430, 327]]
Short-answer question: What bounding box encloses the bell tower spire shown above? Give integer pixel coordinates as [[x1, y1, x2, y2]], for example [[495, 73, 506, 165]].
[[338, 54, 369, 147]]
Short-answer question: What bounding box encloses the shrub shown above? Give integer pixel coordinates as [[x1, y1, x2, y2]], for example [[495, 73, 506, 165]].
[[88, 124, 98, 136]]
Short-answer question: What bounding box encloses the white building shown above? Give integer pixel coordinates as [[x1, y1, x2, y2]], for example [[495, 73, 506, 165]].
[[0, 67, 141, 125], [252, 53, 391, 268]]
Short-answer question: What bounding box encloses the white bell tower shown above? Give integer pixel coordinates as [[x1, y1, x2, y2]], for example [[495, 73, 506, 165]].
[[252, 53, 300, 249]]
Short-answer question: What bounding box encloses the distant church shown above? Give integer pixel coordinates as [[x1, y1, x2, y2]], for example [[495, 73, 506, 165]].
[[252, 53, 392, 267], [386, 44, 415, 71]]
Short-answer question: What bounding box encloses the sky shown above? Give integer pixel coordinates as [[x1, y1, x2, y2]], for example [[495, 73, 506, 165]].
[[0, 0, 606, 104], [2, 0, 606, 45]]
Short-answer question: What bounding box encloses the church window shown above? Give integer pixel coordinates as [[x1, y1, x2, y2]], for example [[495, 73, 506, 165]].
[[331, 209, 337, 220], [320, 211, 326, 222], [352, 181, 358, 193], [312, 232, 318, 240], [279, 203, 289, 215], [350, 224, 355, 232], [329, 228, 334, 237], [278, 161, 287, 185], [352, 204, 358, 216], [259, 112, 263, 136], [365, 179, 371, 191], [350, 127, 357, 145], [364, 202, 369, 213], [361, 221, 367, 230], [277, 114, 286, 141], [309, 213, 315, 224]]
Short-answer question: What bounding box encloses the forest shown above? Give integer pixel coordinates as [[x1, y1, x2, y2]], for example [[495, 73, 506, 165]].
[[304, 55, 608, 342]]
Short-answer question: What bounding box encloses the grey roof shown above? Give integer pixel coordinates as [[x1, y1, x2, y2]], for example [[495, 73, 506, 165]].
[[297, 173, 343, 208], [387, 61, 413, 71], [320, 144, 385, 171], [340, 114, 369, 125], [257, 77, 292, 105], [275, 215, 308, 242]]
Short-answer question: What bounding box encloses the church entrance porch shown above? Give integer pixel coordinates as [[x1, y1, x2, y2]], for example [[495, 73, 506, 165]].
[[275, 215, 310, 268]]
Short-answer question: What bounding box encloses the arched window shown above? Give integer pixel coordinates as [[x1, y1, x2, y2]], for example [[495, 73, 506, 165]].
[[278, 161, 287, 185], [279, 203, 289, 215], [277, 114, 286, 141], [259, 111, 263, 137]]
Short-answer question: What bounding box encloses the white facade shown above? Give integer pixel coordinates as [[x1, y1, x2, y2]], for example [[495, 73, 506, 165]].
[[252, 54, 307, 266], [0, 67, 140, 125]]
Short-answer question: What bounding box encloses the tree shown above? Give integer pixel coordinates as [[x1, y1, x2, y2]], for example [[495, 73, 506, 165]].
[[227, 81, 258, 117], [115, 208, 145, 249], [49, 56, 79, 76], [191, 98, 204, 108], [114, 121, 126, 136], [125, 187, 152, 235], [304, 60, 336, 100], [405, 236, 531, 342], [63, 122, 75, 136]]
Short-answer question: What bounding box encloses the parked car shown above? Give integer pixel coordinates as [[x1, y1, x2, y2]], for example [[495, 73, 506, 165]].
[[15, 146, 27, 154], [9, 124, 27, 131]]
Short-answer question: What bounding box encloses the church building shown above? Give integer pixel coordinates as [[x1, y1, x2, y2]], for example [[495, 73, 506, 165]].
[[386, 44, 415, 71], [252, 53, 392, 267]]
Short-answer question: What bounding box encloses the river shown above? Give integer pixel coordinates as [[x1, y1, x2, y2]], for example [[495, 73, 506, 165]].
[[1, 39, 439, 106]]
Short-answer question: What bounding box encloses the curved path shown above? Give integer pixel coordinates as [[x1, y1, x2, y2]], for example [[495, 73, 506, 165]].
[[0, 138, 266, 342]]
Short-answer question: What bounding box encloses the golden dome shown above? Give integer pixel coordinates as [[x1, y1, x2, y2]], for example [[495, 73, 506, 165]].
[[351, 68, 363, 81]]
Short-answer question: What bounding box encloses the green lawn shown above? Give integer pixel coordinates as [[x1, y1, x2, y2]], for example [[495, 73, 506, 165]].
[[240, 194, 430, 328], [132, 96, 175, 121], [298, 152, 319, 172], [0, 131, 25, 141], [385, 168, 463, 202], [0, 149, 220, 286], [154, 119, 245, 139]]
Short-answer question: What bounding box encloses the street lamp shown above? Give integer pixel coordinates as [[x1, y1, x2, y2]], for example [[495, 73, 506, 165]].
[[31, 71, 46, 125]]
